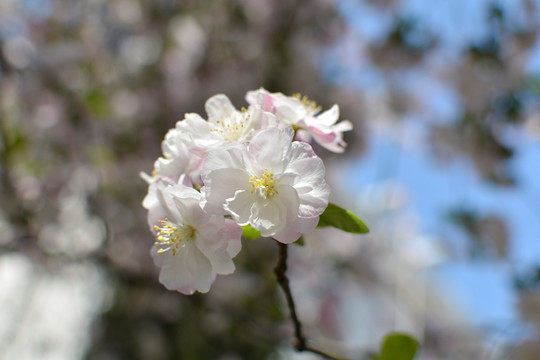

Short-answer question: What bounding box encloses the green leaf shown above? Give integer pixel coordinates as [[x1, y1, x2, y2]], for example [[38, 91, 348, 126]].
[[317, 203, 369, 234], [293, 236, 305, 247], [242, 225, 261, 239], [379, 333, 419, 360]]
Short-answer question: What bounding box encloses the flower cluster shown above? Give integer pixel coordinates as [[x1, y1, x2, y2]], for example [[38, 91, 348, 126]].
[[142, 88, 352, 294]]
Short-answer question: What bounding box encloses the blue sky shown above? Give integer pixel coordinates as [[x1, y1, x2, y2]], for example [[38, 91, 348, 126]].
[[332, 0, 540, 342], [344, 131, 540, 331]]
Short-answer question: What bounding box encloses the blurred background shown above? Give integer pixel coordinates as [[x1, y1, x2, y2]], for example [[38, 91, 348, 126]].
[[1, 0, 540, 359]]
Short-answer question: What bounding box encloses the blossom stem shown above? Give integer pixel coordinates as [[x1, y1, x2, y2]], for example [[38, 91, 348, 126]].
[[274, 241, 345, 360]]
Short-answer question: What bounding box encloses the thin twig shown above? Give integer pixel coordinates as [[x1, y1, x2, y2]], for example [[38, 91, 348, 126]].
[[274, 241, 345, 360]]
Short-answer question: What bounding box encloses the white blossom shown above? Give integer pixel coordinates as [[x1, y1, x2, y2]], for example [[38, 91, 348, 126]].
[[144, 181, 242, 294], [246, 88, 353, 153], [201, 127, 330, 243], [142, 89, 351, 294], [175, 94, 275, 153]]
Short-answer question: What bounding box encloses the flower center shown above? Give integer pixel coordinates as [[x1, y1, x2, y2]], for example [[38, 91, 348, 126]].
[[292, 93, 322, 115], [249, 168, 278, 198], [154, 218, 195, 255], [213, 107, 251, 143]]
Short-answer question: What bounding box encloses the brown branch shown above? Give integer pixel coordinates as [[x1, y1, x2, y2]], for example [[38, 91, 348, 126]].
[[273, 241, 346, 360]]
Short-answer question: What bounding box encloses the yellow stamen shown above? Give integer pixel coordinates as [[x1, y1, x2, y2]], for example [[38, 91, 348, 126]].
[[292, 93, 322, 114], [154, 218, 195, 256], [249, 169, 278, 198], [211, 107, 251, 143]]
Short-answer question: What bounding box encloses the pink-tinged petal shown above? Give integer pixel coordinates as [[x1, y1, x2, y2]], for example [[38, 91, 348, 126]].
[[297, 105, 352, 153], [225, 190, 255, 225], [311, 132, 346, 153], [178, 174, 193, 188], [308, 124, 336, 139], [205, 94, 236, 121], [262, 93, 276, 112], [246, 88, 276, 113], [294, 129, 312, 143], [247, 104, 279, 131]]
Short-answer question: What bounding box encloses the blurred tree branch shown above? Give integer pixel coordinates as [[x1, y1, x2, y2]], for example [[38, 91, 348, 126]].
[[274, 241, 345, 360]]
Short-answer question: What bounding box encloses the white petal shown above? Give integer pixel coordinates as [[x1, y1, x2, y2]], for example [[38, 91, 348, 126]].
[[154, 156, 188, 181], [140, 171, 154, 184], [275, 184, 300, 218], [250, 185, 298, 237], [225, 190, 254, 225], [245, 89, 262, 105], [333, 119, 353, 132], [202, 168, 250, 215], [251, 199, 286, 236], [177, 113, 209, 136], [154, 180, 184, 224], [201, 247, 236, 275], [202, 144, 247, 175], [172, 196, 207, 226], [247, 127, 292, 174], [274, 96, 306, 125], [273, 216, 319, 244], [224, 219, 242, 257], [315, 104, 340, 126], [205, 94, 236, 121], [153, 243, 214, 294], [142, 181, 159, 210], [177, 113, 223, 151], [287, 141, 316, 164], [285, 156, 330, 217], [194, 216, 242, 275]]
